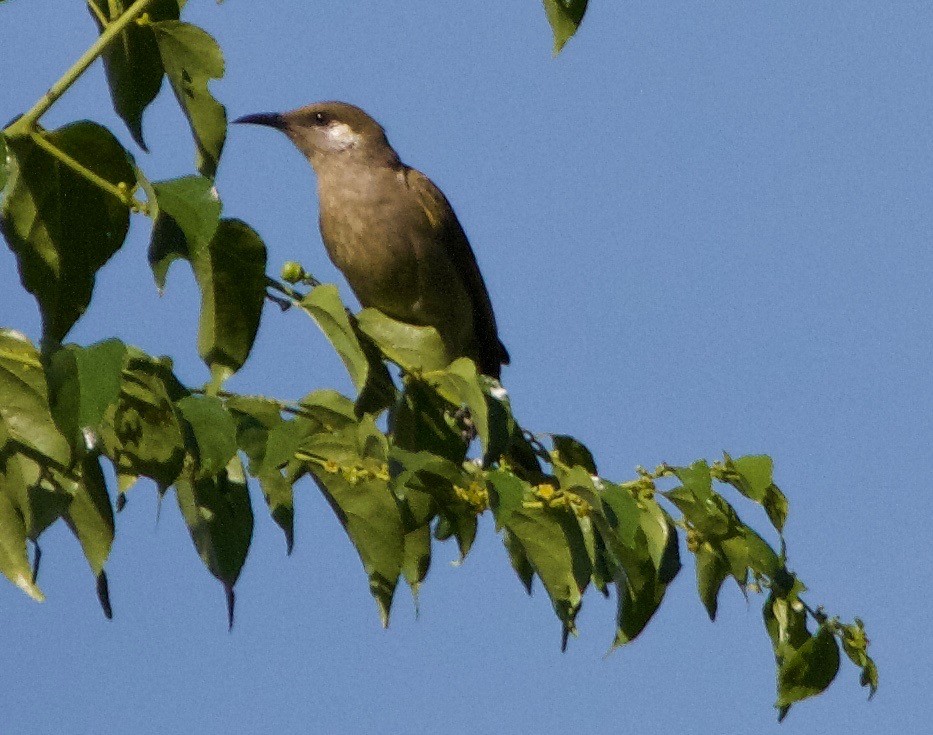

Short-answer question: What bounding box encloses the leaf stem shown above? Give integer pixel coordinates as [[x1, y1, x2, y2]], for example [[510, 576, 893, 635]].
[[86, 0, 110, 28], [4, 0, 158, 136], [27, 132, 146, 212]]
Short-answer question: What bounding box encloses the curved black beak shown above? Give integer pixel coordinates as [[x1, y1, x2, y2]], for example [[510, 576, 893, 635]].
[[233, 112, 286, 129]]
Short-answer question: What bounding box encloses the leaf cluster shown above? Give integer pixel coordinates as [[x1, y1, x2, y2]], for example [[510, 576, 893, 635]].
[[0, 0, 874, 720]]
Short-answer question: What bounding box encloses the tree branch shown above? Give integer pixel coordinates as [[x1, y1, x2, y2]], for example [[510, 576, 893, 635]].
[[5, 0, 159, 136]]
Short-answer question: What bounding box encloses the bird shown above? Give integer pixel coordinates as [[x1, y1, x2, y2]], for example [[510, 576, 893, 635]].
[[234, 101, 509, 379]]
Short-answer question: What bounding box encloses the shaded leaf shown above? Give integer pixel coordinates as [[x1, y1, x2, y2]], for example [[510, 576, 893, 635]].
[[0, 133, 8, 192], [502, 528, 534, 594], [487, 469, 590, 637], [542, 0, 588, 54], [422, 358, 490, 451], [401, 523, 432, 601], [176, 395, 238, 479], [391, 380, 467, 464], [175, 455, 253, 627], [152, 20, 226, 178], [695, 541, 730, 620], [258, 469, 294, 554], [777, 624, 841, 709], [88, 0, 181, 148], [0, 330, 71, 465], [303, 422, 404, 626], [62, 454, 114, 577], [98, 350, 187, 488], [194, 219, 267, 382], [552, 434, 597, 474], [1, 123, 134, 342]]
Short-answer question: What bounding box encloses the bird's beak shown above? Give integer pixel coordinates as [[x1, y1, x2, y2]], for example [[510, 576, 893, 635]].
[[233, 112, 287, 129]]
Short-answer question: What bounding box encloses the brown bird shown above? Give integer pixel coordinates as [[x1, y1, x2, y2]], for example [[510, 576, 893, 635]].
[[234, 102, 509, 379]]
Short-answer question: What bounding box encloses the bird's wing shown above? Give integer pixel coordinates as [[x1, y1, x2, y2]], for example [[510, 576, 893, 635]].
[[405, 167, 509, 376]]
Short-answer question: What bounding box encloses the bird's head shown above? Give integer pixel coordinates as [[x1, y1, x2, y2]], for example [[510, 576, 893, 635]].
[[234, 101, 398, 169]]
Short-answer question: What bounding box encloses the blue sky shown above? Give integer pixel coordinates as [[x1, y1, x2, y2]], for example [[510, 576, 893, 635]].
[[1, 1, 929, 733]]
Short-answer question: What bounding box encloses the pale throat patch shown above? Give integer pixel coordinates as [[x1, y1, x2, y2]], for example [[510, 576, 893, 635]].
[[326, 122, 361, 150]]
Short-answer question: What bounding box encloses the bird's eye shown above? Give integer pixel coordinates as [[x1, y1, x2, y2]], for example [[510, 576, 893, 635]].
[[313, 112, 328, 125]]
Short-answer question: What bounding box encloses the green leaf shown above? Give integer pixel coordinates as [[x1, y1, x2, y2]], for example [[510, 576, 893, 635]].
[[695, 541, 730, 620], [356, 308, 451, 373], [776, 624, 841, 709], [194, 219, 268, 382], [98, 350, 187, 489], [299, 286, 395, 413], [0, 133, 9, 193], [487, 470, 591, 638], [226, 395, 284, 474], [88, 0, 181, 148], [62, 455, 114, 577], [258, 469, 294, 554], [300, 285, 370, 387], [303, 422, 404, 626], [47, 339, 127, 450], [542, 0, 588, 54], [0, 486, 44, 601], [0, 330, 71, 465], [610, 505, 680, 647], [1, 122, 134, 343], [148, 175, 221, 290], [422, 358, 490, 452], [152, 20, 226, 178], [722, 454, 789, 532], [401, 523, 432, 602], [298, 390, 358, 430], [502, 528, 534, 594], [552, 434, 597, 474], [176, 395, 238, 479], [391, 380, 467, 463], [0, 450, 70, 539], [175, 456, 253, 628]]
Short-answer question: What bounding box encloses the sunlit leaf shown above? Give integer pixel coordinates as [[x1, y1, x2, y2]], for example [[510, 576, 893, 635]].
[[152, 20, 226, 178], [542, 0, 588, 54], [0, 450, 69, 539], [176, 395, 238, 479], [88, 0, 181, 148], [356, 308, 450, 373], [721, 453, 789, 532], [0, 330, 71, 466], [0, 486, 44, 601], [300, 286, 396, 413], [47, 339, 127, 450], [148, 175, 221, 290], [1, 123, 134, 342]]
